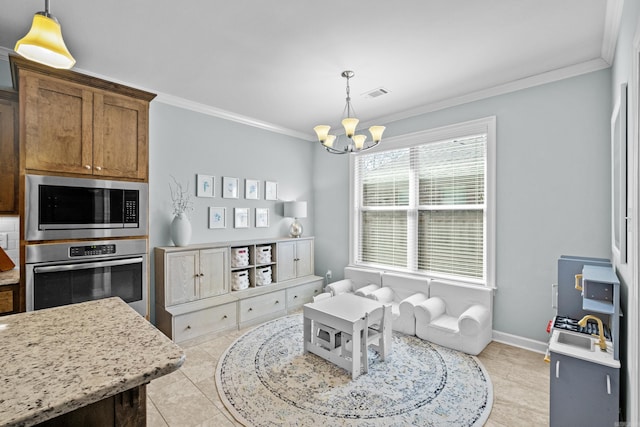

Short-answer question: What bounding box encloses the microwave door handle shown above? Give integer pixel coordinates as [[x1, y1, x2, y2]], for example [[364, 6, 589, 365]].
[[33, 257, 144, 273]]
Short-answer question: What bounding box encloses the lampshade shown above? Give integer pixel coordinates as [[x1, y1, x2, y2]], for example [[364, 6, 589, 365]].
[[369, 125, 386, 143], [284, 201, 307, 219], [341, 118, 359, 138], [352, 134, 366, 150], [15, 11, 75, 69]]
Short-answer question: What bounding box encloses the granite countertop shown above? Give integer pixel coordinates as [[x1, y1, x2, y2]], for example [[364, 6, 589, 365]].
[[0, 297, 185, 427], [0, 268, 19, 286]]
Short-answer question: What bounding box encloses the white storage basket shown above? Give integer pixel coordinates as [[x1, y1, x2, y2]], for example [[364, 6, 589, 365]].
[[231, 270, 250, 290], [255, 266, 272, 286], [256, 246, 272, 264], [231, 247, 249, 267]]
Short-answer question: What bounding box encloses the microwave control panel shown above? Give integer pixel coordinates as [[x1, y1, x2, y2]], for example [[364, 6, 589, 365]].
[[69, 244, 117, 257]]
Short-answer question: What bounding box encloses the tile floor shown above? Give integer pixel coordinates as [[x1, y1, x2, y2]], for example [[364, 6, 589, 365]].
[[147, 319, 550, 426]]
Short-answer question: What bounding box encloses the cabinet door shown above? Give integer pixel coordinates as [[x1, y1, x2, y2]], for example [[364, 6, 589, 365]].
[[550, 352, 619, 426], [295, 239, 313, 277], [199, 247, 229, 298], [22, 72, 94, 175], [277, 242, 296, 282], [93, 92, 149, 180], [166, 251, 199, 306], [0, 98, 17, 213]]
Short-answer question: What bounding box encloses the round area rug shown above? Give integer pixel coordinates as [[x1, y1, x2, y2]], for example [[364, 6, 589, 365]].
[[216, 314, 493, 426]]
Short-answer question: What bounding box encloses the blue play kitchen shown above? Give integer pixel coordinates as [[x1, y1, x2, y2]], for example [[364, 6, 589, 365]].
[[548, 256, 621, 426]]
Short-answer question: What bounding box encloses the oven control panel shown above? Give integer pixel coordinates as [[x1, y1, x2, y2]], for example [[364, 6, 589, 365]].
[[69, 244, 117, 257]]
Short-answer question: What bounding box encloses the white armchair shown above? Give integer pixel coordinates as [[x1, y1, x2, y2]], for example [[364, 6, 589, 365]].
[[415, 281, 493, 355], [366, 273, 429, 335]]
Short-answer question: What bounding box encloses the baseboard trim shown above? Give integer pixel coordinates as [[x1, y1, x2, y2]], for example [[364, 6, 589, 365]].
[[492, 330, 549, 355]]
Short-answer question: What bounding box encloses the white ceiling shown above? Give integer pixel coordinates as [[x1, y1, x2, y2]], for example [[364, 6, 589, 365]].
[[0, 0, 619, 141]]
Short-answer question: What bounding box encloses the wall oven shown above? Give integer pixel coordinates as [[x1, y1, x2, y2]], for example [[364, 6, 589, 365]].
[[26, 239, 148, 317], [25, 174, 148, 241]]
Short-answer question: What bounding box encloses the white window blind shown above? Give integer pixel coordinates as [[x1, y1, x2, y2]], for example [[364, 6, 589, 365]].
[[355, 133, 487, 282]]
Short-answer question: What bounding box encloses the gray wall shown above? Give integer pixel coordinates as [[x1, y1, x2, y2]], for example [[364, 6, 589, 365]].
[[149, 102, 315, 320], [314, 69, 612, 343]]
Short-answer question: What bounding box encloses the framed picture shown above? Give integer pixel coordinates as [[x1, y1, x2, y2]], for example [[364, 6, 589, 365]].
[[208, 207, 226, 229], [197, 174, 214, 198], [234, 207, 249, 228], [612, 82, 628, 263], [245, 179, 260, 200], [265, 181, 278, 200], [256, 208, 269, 228], [223, 176, 239, 199]]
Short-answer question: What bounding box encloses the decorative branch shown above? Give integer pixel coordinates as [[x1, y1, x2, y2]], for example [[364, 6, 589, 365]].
[[169, 175, 194, 217]]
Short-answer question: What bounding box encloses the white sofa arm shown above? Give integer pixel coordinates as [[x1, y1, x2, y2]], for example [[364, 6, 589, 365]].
[[415, 297, 446, 324], [367, 286, 395, 303], [458, 304, 490, 336], [326, 279, 353, 296], [354, 283, 381, 297], [399, 292, 428, 318]]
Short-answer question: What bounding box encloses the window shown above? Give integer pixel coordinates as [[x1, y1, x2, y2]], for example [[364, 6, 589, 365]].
[[351, 117, 495, 287]]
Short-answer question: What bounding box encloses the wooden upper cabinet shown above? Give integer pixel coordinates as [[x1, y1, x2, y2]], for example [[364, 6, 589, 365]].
[[10, 55, 155, 181], [0, 91, 18, 213], [93, 92, 149, 179]]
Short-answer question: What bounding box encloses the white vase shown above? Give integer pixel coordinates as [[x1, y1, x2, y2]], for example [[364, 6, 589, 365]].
[[171, 213, 192, 246]]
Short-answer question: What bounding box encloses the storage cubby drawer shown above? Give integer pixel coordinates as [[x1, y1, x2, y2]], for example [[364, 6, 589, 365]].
[[239, 290, 286, 324], [286, 280, 323, 309], [173, 302, 237, 343]]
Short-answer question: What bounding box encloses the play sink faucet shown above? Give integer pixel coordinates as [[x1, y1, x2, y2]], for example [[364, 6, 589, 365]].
[[578, 315, 607, 351]]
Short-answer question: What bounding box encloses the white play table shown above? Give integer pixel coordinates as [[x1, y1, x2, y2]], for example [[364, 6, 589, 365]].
[[303, 293, 391, 379]]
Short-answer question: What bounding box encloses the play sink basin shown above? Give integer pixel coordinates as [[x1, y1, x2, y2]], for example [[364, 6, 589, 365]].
[[556, 332, 593, 351]]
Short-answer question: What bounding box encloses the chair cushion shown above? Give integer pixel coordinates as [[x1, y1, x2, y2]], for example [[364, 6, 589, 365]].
[[429, 314, 460, 333]]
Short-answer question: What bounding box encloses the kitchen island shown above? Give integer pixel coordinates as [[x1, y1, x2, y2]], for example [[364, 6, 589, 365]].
[[0, 297, 185, 426]]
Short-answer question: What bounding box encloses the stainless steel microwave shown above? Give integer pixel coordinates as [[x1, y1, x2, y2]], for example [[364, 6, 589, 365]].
[[25, 174, 148, 241]]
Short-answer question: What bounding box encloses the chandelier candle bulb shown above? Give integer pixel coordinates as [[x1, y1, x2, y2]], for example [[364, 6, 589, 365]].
[[324, 134, 336, 148], [353, 135, 366, 150], [369, 126, 386, 143]]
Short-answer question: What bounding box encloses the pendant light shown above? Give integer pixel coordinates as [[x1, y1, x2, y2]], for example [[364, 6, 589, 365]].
[[15, 0, 76, 69], [313, 70, 385, 154]]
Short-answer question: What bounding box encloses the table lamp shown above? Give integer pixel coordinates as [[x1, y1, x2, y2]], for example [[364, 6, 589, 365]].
[[284, 201, 307, 238]]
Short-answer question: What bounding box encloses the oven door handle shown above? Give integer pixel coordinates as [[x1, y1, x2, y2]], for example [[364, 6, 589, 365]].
[[33, 257, 144, 273]]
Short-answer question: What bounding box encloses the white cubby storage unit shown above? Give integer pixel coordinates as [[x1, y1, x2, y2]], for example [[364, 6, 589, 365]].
[[155, 237, 322, 343], [229, 243, 277, 289]]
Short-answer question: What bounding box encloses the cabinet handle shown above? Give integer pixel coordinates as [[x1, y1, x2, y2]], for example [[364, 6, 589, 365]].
[[275, 300, 280, 304], [223, 315, 228, 319], [95, 166, 102, 171], [200, 273, 204, 277], [293, 295, 298, 299], [575, 274, 583, 291], [606, 374, 611, 395], [248, 307, 253, 311], [186, 325, 191, 330], [84, 164, 91, 170], [555, 360, 560, 378]]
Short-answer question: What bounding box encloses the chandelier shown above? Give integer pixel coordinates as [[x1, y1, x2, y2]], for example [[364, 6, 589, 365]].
[[313, 70, 385, 154]]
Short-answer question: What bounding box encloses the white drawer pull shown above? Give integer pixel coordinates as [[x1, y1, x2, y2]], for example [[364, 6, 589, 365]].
[[607, 374, 611, 395], [555, 360, 560, 378]]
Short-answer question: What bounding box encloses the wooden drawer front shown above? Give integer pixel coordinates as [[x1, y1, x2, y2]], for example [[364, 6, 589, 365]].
[[173, 303, 237, 343], [239, 290, 286, 324], [286, 280, 323, 309], [0, 285, 18, 315]]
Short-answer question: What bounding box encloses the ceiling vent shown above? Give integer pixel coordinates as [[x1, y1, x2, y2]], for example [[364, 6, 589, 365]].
[[363, 87, 390, 99]]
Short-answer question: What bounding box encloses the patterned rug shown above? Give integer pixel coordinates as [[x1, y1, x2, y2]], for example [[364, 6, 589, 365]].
[[215, 314, 493, 426]]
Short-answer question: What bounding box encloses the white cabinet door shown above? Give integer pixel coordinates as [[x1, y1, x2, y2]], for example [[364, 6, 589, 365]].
[[166, 251, 198, 306], [294, 239, 313, 277], [277, 241, 297, 282], [199, 247, 229, 298]]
